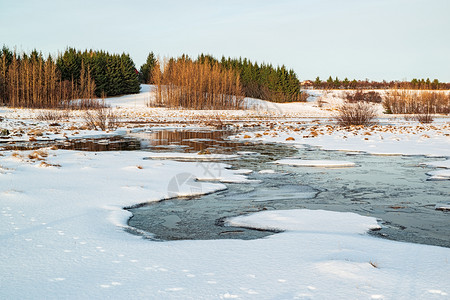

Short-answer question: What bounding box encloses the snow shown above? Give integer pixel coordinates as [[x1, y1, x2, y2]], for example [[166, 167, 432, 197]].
[[107, 84, 154, 108], [274, 159, 356, 168], [426, 160, 450, 168], [231, 169, 253, 175], [2, 86, 450, 299], [1, 149, 450, 299], [143, 152, 238, 161], [426, 169, 450, 180], [237, 151, 260, 156], [435, 202, 450, 211], [424, 159, 450, 180], [226, 209, 380, 234], [233, 122, 450, 157], [258, 169, 276, 174]]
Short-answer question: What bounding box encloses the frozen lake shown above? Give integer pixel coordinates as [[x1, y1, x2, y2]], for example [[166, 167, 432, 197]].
[[126, 129, 450, 247]]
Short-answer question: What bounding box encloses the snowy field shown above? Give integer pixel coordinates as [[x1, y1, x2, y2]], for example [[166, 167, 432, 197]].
[[1, 86, 450, 299]]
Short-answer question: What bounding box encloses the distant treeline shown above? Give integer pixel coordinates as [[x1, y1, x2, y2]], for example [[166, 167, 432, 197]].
[[0, 46, 139, 108], [310, 76, 450, 90], [141, 53, 305, 103]]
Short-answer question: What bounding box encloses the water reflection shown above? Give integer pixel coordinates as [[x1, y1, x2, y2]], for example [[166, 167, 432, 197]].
[[0, 136, 141, 152], [130, 129, 241, 153]]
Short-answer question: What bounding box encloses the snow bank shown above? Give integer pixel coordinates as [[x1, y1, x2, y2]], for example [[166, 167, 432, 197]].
[[435, 202, 450, 211], [426, 169, 450, 180], [1, 149, 450, 299], [426, 160, 450, 169], [226, 209, 380, 234], [274, 159, 356, 168], [143, 152, 238, 161], [424, 159, 450, 180]]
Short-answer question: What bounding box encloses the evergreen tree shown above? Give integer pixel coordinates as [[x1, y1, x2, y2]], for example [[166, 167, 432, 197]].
[[56, 48, 140, 97], [198, 54, 302, 102], [139, 52, 157, 84], [342, 77, 350, 88], [334, 77, 341, 89]]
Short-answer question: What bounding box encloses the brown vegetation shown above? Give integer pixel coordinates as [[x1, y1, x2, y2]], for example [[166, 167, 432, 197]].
[[152, 56, 244, 109], [383, 90, 450, 115], [83, 108, 119, 131], [36, 110, 71, 121], [0, 51, 102, 109], [346, 90, 382, 103], [335, 101, 378, 126]]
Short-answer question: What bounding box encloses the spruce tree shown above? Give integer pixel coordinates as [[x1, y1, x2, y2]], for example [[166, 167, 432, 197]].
[[139, 52, 156, 84]]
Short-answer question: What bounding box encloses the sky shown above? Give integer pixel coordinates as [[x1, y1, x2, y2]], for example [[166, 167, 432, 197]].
[[1, 0, 449, 82]]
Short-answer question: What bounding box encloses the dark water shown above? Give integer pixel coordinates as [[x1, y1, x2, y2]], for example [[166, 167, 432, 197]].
[[127, 129, 450, 247], [0, 136, 140, 151], [4, 128, 448, 247]]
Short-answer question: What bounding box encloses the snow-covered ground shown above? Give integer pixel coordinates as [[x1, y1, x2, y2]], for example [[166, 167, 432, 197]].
[[0, 85, 448, 144], [1, 86, 450, 299], [1, 149, 449, 299]]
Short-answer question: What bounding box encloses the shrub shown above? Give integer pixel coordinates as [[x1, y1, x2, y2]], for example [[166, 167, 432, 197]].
[[83, 108, 118, 131], [335, 101, 378, 126], [36, 110, 71, 121], [346, 90, 382, 103], [414, 113, 434, 124]]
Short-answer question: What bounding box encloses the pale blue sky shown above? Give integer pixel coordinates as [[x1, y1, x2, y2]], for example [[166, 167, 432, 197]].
[[1, 0, 449, 81]]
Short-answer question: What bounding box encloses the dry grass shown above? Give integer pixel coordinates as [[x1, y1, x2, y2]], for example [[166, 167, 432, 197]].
[[334, 101, 378, 126], [36, 110, 71, 121]]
